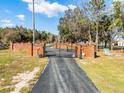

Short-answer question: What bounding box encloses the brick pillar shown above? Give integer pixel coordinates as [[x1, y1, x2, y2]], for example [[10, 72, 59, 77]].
[[71, 43, 72, 49], [66, 44, 68, 52], [55, 43, 57, 48], [10, 42, 13, 50], [57, 43, 59, 49], [54, 43, 57, 48], [74, 46, 77, 58], [31, 43, 33, 56], [43, 43, 45, 57], [59, 43, 61, 49], [77, 45, 82, 59]]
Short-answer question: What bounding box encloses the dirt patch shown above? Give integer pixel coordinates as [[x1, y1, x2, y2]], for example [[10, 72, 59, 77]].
[[10, 67, 40, 93]]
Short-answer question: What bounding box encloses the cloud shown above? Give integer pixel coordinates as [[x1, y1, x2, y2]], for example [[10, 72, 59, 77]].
[[22, 0, 46, 3], [22, 0, 32, 3], [16, 14, 25, 21], [0, 19, 14, 27], [113, 0, 124, 1], [68, 4, 76, 10], [0, 19, 11, 23], [1, 23, 14, 28], [22, 0, 76, 17]]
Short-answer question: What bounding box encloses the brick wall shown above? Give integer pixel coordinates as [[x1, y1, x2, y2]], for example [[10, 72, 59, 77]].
[[81, 44, 96, 58], [111, 50, 124, 53], [33, 43, 45, 57], [98, 48, 124, 53], [53, 43, 96, 58], [10, 42, 45, 57]]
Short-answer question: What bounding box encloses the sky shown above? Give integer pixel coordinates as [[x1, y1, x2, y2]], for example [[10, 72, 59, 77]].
[[0, 0, 115, 34]]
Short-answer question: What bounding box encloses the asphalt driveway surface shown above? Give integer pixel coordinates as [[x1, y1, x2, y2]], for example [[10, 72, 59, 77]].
[[30, 48, 100, 93]]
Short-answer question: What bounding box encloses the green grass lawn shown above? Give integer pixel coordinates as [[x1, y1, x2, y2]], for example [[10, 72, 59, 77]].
[[0, 49, 48, 93], [76, 52, 124, 93]]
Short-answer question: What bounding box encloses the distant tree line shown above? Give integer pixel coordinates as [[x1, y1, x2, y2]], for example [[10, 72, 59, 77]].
[[58, 0, 124, 49], [0, 26, 56, 45]]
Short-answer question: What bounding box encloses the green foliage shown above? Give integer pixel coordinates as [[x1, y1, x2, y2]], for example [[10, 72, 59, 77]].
[[88, 0, 105, 11], [58, 0, 124, 49], [112, 1, 123, 28], [0, 26, 56, 45], [58, 8, 89, 42], [113, 1, 121, 19]]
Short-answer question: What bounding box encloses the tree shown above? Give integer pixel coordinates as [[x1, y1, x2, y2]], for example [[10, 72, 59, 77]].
[[0, 26, 54, 45], [109, 1, 124, 49], [98, 14, 113, 48], [58, 8, 90, 43], [86, 0, 105, 50]]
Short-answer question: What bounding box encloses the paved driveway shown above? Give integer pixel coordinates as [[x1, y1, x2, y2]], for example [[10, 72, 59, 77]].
[[30, 48, 100, 93]]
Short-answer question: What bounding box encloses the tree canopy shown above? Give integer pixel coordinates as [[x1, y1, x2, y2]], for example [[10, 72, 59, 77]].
[[0, 26, 56, 44], [58, 0, 124, 49]]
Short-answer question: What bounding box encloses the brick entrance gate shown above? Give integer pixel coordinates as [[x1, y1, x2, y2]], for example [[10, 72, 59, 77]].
[[10, 42, 45, 57], [53, 43, 96, 58]]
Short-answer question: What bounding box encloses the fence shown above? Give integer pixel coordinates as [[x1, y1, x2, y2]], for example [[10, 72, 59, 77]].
[[10, 42, 45, 57]]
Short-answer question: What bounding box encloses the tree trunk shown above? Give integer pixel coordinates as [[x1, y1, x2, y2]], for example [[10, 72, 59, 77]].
[[95, 22, 99, 51], [88, 25, 92, 43], [104, 41, 107, 48], [109, 38, 113, 50]]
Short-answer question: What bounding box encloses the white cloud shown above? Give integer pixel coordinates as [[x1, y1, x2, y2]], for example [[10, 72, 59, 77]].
[[113, 0, 124, 1], [0, 19, 14, 28], [68, 4, 76, 10], [1, 23, 14, 28], [22, 0, 32, 3], [22, 0, 76, 17], [16, 14, 25, 21], [0, 19, 11, 23], [22, 0, 44, 3]]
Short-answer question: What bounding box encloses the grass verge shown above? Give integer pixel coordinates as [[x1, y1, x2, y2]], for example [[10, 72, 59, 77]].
[[0, 49, 48, 93], [76, 52, 124, 93]]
